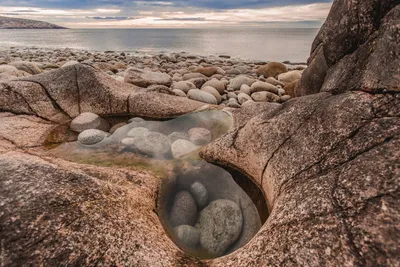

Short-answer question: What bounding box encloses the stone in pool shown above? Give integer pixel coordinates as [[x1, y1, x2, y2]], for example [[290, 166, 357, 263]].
[[169, 191, 198, 227], [171, 139, 199, 159], [128, 131, 171, 158], [190, 182, 208, 209], [188, 128, 212, 146], [173, 225, 200, 249], [77, 129, 109, 146], [195, 199, 243, 257]]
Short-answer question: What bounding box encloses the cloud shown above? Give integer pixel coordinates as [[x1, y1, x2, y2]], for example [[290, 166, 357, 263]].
[[156, 17, 206, 21], [87, 16, 134, 20], [0, 1, 333, 28]]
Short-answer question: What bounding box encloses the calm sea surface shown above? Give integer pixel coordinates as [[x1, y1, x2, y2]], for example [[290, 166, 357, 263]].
[[0, 28, 319, 62]]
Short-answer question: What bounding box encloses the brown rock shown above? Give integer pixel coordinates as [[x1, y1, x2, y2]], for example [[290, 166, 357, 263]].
[[196, 67, 219, 77], [256, 62, 288, 78], [284, 79, 300, 97]]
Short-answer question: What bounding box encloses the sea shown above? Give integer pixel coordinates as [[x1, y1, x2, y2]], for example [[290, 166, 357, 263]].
[[0, 28, 319, 62]]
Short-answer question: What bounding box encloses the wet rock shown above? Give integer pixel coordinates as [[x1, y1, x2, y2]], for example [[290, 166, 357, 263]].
[[256, 62, 287, 78], [174, 225, 200, 249], [171, 139, 199, 159], [124, 67, 172, 87], [78, 129, 109, 146], [70, 112, 110, 133], [109, 122, 127, 134], [127, 127, 149, 138], [187, 89, 217, 105], [170, 191, 198, 227], [190, 182, 208, 209], [169, 132, 190, 142], [188, 127, 212, 145], [196, 199, 243, 257], [128, 132, 171, 157]]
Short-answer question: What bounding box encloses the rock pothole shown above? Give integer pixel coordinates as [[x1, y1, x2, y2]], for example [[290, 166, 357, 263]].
[[47, 110, 268, 260]]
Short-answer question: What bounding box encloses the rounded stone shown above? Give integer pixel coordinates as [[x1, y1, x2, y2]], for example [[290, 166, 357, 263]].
[[251, 91, 280, 102], [172, 89, 187, 97], [202, 78, 226, 94], [174, 225, 200, 249], [127, 127, 149, 138], [278, 70, 302, 85], [128, 132, 171, 157], [250, 81, 279, 95], [78, 129, 108, 146], [171, 81, 196, 93], [188, 127, 212, 146], [229, 75, 256, 91], [256, 62, 288, 78], [169, 191, 198, 227], [171, 139, 199, 159], [238, 93, 252, 105], [169, 132, 190, 143], [70, 112, 110, 133], [195, 199, 243, 257], [201, 86, 222, 103], [240, 84, 251, 95], [187, 89, 217, 105], [190, 182, 209, 209]]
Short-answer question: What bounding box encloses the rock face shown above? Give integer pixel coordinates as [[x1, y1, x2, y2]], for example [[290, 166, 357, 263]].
[[0, 16, 67, 29], [296, 0, 400, 96]]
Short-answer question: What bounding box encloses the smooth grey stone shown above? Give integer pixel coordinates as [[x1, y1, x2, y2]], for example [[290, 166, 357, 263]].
[[190, 182, 208, 209], [170, 191, 198, 227], [174, 225, 200, 249], [195, 199, 243, 257]]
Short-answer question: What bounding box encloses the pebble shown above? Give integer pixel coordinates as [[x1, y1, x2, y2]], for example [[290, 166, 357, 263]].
[[78, 129, 109, 146], [70, 112, 110, 133]]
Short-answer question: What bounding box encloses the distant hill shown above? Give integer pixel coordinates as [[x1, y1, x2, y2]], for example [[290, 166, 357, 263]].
[[0, 16, 67, 29]]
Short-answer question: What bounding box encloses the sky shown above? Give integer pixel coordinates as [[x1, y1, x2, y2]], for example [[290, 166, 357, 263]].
[[0, 0, 333, 28]]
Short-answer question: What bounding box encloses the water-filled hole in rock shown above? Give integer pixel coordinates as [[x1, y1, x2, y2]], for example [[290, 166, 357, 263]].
[[48, 110, 267, 259]]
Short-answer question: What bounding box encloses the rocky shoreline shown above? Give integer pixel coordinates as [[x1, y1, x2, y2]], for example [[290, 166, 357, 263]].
[[0, 47, 306, 109]]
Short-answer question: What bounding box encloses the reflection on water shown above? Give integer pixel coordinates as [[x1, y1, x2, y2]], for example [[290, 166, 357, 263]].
[[50, 110, 263, 259], [0, 28, 319, 62]]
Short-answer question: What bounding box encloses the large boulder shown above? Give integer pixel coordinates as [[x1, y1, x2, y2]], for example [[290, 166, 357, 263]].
[[297, 0, 400, 95], [124, 67, 172, 87]]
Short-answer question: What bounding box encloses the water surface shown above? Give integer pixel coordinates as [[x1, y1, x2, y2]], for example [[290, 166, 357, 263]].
[[0, 28, 319, 62]]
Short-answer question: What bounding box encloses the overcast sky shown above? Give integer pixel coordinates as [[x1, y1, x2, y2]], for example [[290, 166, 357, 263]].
[[0, 0, 333, 28]]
